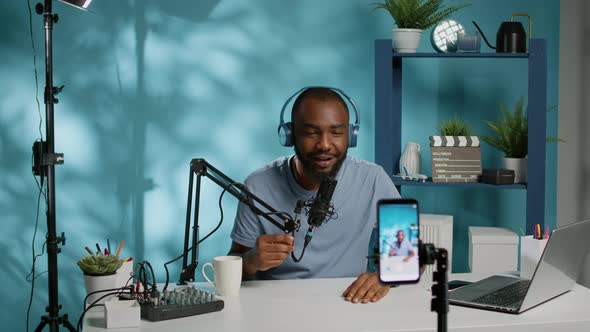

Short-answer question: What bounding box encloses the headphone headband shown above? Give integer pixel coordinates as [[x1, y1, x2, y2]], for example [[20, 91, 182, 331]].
[[277, 86, 361, 147]]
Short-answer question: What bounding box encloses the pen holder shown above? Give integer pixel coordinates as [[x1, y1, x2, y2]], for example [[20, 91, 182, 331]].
[[519, 235, 548, 279]]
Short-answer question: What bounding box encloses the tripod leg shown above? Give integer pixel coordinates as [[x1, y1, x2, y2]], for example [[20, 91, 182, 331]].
[[61, 314, 77, 332], [34, 317, 48, 332]]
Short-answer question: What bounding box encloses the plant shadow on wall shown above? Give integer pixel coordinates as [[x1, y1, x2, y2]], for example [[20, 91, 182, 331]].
[[1, 0, 235, 329], [3, 0, 388, 330]]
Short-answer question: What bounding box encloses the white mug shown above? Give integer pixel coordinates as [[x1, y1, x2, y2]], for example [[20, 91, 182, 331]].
[[201, 255, 242, 296]]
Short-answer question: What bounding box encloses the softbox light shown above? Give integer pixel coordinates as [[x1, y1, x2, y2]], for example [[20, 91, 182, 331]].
[[58, 0, 93, 10]]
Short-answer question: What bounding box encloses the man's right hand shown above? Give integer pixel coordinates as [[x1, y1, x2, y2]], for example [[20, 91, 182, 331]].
[[242, 234, 294, 276]]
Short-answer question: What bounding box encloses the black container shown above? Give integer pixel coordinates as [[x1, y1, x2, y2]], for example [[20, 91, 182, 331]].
[[496, 21, 527, 53], [473, 14, 531, 53], [481, 169, 515, 185]]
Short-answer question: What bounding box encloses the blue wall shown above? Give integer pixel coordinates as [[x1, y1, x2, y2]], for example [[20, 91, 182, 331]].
[[0, 0, 558, 330]]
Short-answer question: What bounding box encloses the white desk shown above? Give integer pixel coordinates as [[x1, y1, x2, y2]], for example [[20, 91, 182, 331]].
[[84, 274, 590, 331]]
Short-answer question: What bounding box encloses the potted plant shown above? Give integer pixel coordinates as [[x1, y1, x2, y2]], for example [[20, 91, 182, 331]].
[[480, 97, 528, 183], [371, 0, 470, 52], [78, 253, 123, 304], [430, 116, 481, 182], [481, 97, 564, 184]]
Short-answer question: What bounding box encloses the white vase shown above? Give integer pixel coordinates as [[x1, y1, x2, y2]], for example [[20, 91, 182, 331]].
[[83, 273, 118, 306], [392, 28, 423, 53], [400, 142, 421, 175], [503, 157, 527, 183]]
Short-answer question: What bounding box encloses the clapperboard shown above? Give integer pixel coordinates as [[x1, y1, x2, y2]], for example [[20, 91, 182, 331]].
[[430, 136, 482, 183]]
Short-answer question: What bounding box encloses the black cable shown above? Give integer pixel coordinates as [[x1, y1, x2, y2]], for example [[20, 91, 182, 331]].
[[291, 241, 309, 262], [163, 188, 228, 292], [81, 285, 133, 314], [25, 0, 43, 141], [143, 260, 156, 291], [25, 0, 46, 329], [77, 289, 132, 332], [26, 186, 45, 332], [258, 211, 293, 222]]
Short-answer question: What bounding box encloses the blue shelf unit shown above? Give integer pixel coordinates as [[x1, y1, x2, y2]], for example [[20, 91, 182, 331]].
[[374, 39, 547, 234]]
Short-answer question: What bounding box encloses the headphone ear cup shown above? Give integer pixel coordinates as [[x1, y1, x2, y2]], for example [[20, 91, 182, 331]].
[[278, 122, 294, 147], [348, 124, 359, 147]]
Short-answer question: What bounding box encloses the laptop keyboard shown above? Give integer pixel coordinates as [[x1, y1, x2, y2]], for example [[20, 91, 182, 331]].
[[472, 280, 531, 308]]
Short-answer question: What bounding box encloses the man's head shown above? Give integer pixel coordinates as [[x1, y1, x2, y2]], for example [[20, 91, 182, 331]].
[[291, 88, 349, 185], [397, 230, 405, 243]]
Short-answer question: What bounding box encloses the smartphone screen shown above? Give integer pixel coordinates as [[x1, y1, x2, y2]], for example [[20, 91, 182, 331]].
[[377, 199, 420, 284]]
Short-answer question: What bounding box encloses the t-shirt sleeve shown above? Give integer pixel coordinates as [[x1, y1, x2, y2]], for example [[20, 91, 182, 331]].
[[375, 167, 401, 200], [230, 181, 264, 248]]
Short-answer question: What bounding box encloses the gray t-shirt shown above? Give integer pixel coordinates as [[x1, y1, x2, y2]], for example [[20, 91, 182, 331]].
[[231, 155, 400, 279]]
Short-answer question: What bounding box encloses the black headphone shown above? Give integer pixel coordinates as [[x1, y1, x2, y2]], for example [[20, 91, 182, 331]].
[[277, 86, 361, 147]]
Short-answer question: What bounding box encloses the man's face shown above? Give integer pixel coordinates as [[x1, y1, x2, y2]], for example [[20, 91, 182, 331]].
[[397, 231, 405, 243], [293, 98, 349, 182]]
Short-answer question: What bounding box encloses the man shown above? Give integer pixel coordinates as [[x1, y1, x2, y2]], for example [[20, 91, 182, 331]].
[[388, 230, 415, 262], [229, 87, 400, 304]]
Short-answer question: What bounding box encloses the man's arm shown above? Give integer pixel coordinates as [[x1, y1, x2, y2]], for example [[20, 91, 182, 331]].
[[228, 235, 294, 280]]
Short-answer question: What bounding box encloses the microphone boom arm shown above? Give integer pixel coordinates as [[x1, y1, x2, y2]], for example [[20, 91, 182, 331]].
[[179, 158, 300, 284]]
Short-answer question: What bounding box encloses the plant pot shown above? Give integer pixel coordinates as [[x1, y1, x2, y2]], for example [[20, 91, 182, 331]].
[[503, 157, 527, 183], [392, 28, 422, 53], [83, 272, 118, 306]]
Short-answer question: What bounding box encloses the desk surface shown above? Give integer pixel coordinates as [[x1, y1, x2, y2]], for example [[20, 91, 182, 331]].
[[84, 274, 590, 332]]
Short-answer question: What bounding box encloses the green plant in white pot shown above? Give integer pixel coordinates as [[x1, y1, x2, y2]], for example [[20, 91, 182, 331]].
[[371, 0, 470, 52], [481, 97, 564, 184], [78, 254, 123, 304], [481, 97, 528, 183]]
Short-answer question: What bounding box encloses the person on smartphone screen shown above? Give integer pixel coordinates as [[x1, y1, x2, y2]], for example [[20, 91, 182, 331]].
[[228, 87, 400, 304], [388, 230, 415, 262]]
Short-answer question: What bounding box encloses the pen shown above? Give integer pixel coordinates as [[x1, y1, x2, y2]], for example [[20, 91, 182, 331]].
[[115, 240, 125, 258], [536, 224, 542, 240], [84, 246, 94, 256], [107, 239, 111, 254], [104, 248, 109, 255], [96, 243, 101, 254], [544, 226, 550, 239]]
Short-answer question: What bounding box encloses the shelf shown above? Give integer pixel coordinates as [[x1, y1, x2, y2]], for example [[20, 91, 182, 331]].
[[392, 177, 527, 189], [375, 38, 547, 232], [391, 52, 529, 58]]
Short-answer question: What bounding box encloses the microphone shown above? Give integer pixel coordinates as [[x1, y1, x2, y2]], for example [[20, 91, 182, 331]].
[[304, 176, 337, 244]]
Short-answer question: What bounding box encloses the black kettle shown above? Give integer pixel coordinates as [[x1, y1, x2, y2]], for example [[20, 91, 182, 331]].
[[473, 14, 532, 53]]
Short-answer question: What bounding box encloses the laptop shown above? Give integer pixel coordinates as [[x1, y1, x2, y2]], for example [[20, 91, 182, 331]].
[[449, 219, 590, 314]]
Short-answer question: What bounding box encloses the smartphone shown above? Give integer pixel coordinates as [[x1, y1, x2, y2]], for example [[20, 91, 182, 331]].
[[377, 198, 420, 284]]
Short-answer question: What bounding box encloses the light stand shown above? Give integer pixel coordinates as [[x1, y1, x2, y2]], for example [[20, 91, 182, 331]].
[[31, 1, 92, 330], [178, 158, 300, 284], [419, 242, 449, 332]]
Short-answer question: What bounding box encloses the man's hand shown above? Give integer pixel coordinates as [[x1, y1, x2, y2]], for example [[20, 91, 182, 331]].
[[342, 272, 390, 304], [243, 234, 294, 275]]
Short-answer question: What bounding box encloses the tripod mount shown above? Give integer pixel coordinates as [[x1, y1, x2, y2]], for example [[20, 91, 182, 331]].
[[419, 242, 449, 332]]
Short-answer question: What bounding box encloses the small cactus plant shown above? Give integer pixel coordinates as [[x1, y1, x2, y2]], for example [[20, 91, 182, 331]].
[[77, 254, 123, 276]]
